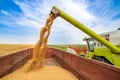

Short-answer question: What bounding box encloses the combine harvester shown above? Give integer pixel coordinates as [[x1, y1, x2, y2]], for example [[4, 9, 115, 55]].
[[0, 6, 120, 80], [51, 6, 120, 67]]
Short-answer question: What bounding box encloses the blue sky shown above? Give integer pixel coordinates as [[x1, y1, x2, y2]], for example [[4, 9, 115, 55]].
[[0, 0, 120, 44]]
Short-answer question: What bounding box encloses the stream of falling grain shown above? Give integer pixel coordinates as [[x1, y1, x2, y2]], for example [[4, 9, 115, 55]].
[[26, 14, 55, 72]]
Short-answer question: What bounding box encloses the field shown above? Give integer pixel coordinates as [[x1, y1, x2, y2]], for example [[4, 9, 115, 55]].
[[0, 44, 34, 56], [0, 44, 86, 56], [48, 44, 86, 51]]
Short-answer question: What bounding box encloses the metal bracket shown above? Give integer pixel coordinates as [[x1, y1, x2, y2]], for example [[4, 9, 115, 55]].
[[50, 7, 60, 18]]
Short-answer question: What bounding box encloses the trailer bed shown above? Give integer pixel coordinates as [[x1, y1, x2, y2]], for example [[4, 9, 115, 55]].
[[0, 48, 120, 80]]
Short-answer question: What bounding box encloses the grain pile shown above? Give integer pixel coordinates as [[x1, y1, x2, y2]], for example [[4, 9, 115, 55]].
[[0, 60, 78, 80]]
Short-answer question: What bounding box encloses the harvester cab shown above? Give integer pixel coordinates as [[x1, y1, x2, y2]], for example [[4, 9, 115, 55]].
[[83, 37, 95, 52], [50, 6, 120, 67]]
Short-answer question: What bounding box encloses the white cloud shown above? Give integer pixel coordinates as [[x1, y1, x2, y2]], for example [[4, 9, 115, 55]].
[[1, 10, 11, 16], [0, 0, 120, 44], [16, 17, 41, 28], [0, 34, 37, 44], [13, 0, 90, 44]]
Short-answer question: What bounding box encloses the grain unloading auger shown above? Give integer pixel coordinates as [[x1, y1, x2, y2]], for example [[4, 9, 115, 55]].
[[50, 6, 120, 67]]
